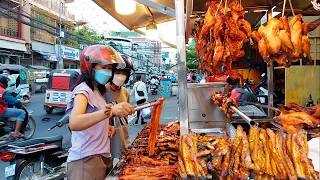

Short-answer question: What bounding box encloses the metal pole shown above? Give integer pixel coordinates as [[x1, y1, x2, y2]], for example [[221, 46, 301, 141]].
[[31, 52, 33, 65], [58, 2, 63, 69], [175, 0, 188, 135], [185, 0, 193, 43], [230, 106, 255, 126], [267, 9, 274, 118]]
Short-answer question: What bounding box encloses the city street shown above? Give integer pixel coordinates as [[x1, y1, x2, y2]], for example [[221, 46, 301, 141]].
[[0, 90, 178, 179]]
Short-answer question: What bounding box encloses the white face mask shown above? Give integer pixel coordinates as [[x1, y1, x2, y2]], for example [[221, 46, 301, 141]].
[[113, 74, 127, 87]]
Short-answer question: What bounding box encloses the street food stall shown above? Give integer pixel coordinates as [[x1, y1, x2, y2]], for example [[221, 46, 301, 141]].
[[94, 0, 319, 179], [27, 65, 51, 93]]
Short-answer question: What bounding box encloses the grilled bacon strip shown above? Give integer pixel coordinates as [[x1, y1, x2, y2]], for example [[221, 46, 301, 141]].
[[147, 97, 165, 156]]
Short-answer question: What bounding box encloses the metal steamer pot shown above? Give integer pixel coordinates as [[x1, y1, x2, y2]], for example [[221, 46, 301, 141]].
[[186, 82, 236, 139]]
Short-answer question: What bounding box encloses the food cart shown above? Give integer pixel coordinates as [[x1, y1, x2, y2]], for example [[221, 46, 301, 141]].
[[27, 65, 51, 93], [93, 0, 319, 179]]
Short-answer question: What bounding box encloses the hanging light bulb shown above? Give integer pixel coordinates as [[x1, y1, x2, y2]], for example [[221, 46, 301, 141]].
[[115, 0, 136, 15], [146, 21, 159, 40]]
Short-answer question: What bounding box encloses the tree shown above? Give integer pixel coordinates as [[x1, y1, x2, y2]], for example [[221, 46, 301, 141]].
[[74, 26, 102, 43], [61, 26, 103, 48], [186, 45, 198, 69]]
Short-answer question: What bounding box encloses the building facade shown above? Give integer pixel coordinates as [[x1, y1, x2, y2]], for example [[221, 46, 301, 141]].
[[128, 37, 158, 73], [0, 0, 31, 65], [0, 0, 81, 69]]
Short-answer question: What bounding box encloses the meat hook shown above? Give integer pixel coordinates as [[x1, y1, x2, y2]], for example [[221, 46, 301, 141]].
[[282, 0, 286, 17], [288, 0, 295, 16]]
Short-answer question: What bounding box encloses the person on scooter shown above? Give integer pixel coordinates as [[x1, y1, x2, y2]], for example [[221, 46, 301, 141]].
[[150, 76, 159, 89], [0, 75, 29, 138], [3, 69, 16, 93], [104, 54, 134, 158], [66, 45, 135, 180]]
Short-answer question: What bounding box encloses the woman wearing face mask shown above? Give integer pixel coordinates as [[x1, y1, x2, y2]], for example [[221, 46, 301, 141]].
[[104, 55, 134, 158], [66, 45, 135, 180]]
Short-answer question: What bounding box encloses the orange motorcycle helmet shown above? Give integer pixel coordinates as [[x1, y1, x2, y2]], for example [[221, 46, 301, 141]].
[[80, 45, 125, 74]]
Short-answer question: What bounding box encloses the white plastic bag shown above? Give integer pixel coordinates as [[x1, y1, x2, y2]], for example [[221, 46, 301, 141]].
[[110, 117, 131, 158]]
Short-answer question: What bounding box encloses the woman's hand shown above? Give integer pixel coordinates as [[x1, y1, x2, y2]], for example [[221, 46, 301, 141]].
[[111, 102, 135, 117], [108, 125, 116, 138]]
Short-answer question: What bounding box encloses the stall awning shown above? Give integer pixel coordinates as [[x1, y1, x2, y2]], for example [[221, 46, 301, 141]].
[[94, 0, 319, 29], [34, 50, 58, 61], [31, 42, 57, 61], [94, 0, 320, 46], [0, 40, 26, 52], [31, 42, 56, 54]]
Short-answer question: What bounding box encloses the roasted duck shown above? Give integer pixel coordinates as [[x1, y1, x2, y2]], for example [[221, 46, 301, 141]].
[[286, 103, 320, 118], [193, 0, 251, 76], [277, 106, 320, 133], [211, 91, 239, 119], [252, 14, 319, 67]]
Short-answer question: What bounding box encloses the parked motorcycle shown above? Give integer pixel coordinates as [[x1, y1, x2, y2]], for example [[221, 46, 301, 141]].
[[150, 83, 158, 95], [0, 115, 69, 180], [0, 105, 36, 145], [228, 73, 272, 115]]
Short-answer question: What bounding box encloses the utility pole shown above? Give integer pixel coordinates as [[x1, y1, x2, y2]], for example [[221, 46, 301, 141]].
[[58, 2, 64, 69], [146, 55, 149, 74]]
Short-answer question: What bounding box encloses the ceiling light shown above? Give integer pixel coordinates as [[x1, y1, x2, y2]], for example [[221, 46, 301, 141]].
[[115, 0, 136, 15], [146, 21, 159, 40]]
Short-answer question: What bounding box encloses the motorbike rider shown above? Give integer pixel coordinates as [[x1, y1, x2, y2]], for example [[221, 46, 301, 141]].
[[104, 54, 134, 158], [0, 75, 29, 138], [150, 76, 159, 89], [3, 69, 16, 93], [66, 45, 135, 180]]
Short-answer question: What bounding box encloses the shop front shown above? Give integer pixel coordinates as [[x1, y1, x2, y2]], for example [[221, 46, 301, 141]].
[[0, 39, 30, 65], [31, 42, 57, 69], [56, 45, 80, 69]]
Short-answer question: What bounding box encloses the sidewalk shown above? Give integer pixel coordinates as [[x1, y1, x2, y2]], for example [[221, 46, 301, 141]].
[[128, 95, 179, 141]]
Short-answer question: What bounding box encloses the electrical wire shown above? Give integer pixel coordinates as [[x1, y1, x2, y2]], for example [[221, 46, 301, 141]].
[[0, 1, 174, 66], [0, 2, 175, 51]]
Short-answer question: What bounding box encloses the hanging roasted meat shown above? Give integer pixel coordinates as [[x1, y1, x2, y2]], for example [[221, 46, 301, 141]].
[[252, 14, 319, 67], [148, 97, 165, 156], [211, 91, 239, 119], [276, 106, 320, 133], [192, 0, 251, 76]]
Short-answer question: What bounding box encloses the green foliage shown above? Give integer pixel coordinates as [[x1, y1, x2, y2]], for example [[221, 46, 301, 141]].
[[60, 26, 102, 48], [74, 26, 102, 43], [186, 45, 198, 69]]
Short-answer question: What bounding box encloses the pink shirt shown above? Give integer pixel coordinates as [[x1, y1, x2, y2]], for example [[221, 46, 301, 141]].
[[66, 82, 110, 162]]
